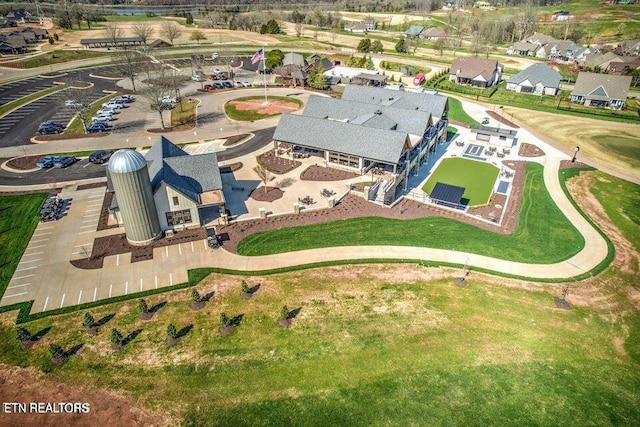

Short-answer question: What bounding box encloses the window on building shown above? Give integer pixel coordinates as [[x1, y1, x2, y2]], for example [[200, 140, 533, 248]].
[[172, 196, 179, 206], [328, 152, 359, 168], [166, 209, 192, 226]]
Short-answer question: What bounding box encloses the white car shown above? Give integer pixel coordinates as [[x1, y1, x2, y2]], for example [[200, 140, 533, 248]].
[[102, 101, 124, 110], [159, 96, 178, 104], [234, 81, 243, 88], [211, 52, 219, 59], [191, 75, 204, 82], [113, 95, 135, 103], [65, 100, 83, 108], [242, 81, 252, 87]]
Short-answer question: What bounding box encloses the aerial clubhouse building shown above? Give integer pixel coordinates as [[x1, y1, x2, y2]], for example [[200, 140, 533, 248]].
[[108, 137, 225, 244], [272, 85, 449, 204]]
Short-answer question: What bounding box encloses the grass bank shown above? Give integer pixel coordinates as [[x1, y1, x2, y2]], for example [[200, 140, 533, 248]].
[[237, 162, 584, 263], [65, 93, 120, 134], [3, 50, 111, 69], [447, 97, 478, 126]]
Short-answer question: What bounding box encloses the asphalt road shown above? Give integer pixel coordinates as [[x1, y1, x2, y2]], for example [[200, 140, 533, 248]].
[[0, 127, 275, 186]]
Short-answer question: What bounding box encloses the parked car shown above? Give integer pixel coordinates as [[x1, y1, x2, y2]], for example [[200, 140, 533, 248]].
[[86, 123, 110, 133], [482, 117, 490, 125], [203, 84, 215, 91], [53, 155, 76, 168], [242, 81, 252, 87], [113, 95, 135, 103], [213, 68, 221, 73], [65, 100, 83, 108], [191, 74, 204, 82], [211, 52, 219, 59], [36, 156, 58, 168], [222, 81, 233, 88], [159, 96, 178, 104], [103, 101, 126, 109], [210, 74, 219, 80], [213, 82, 223, 89], [234, 81, 243, 88], [88, 150, 114, 164], [92, 114, 114, 122], [37, 123, 63, 134]]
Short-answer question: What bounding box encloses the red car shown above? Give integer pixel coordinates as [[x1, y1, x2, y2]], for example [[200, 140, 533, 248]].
[[209, 74, 219, 80], [203, 84, 215, 91]]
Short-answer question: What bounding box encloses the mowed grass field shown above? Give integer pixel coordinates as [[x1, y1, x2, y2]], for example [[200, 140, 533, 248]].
[[422, 157, 499, 206]]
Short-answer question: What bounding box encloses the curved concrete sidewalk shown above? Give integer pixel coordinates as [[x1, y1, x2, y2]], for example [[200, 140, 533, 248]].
[[190, 156, 609, 280]]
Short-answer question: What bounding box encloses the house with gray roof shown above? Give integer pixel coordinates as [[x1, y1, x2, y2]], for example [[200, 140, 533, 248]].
[[404, 25, 425, 38], [109, 136, 226, 231], [421, 27, 446, 40], [506, 63, 561, 96], [449, 58, 502, 88], [272, 85, 449, 203], [570, 72, 632, 110], [506, 41, 540, 56]]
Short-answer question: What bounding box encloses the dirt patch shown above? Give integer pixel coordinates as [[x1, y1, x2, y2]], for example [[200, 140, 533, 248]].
[[229, 99, 300, 115], [301, 165, 359, 181], [559, 160, 590, 170], [0, 363, 174, 427], [518, 143, 545, 157], [249, 186, 284, 202]]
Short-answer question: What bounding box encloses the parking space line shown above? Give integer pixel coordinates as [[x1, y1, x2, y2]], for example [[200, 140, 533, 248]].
[[31, 239, 49, 243], [27, 245, 46, 250], [39, 226, 54, 230], [88, 194, 104, 199], [155, 275, 158, 289], [60, 293, 65, 308], [16, 266, 37, 272], [33, 232, 51, 236], [74, 243, 93, 247], [191, 241, 195, 252], [11, 274, 34, 281], [85, 208, 101, 212], [8, 283, 30, 289], [178, 244, 182, 256], [93, 287, 97, 302], [4, 292, 27, 299], [203, 240, 207, 250], [125, 281, 128, 294], [42, 296, 49, 312], [20, 259, 40, 263], [77, 290, 83, 305], [80, 224, 95, 229], [24, 251, 44, 256], [79, 230, 95, 234], [116, 254, 119, 266], [165, 247, 169, 257], [109, 284, 112, 298], [140, 278, 143, 292], [170, 273, 173, 286]]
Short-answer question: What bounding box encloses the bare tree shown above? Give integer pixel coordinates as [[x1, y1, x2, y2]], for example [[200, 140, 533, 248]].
[[103, 23, 123, 46], [131, 22, 154, 45], [139, 63, 176, 129], [113, 49, 147, 92], [253, 164, 270, 194], [60, 86, 98, 133], [160, 21, 182, 46], [295, 22, 303, 38], [434, 37, 447, 57]]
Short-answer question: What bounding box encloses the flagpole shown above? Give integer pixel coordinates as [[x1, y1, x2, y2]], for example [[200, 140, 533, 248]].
[[262, 47, 268, 104]]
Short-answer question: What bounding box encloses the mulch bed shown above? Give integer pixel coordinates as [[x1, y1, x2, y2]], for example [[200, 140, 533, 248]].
[[139, 312, 154, 321], [258, 150, 301, 175], [87, 326, 99, 336], [219, 325, 235, 336], [96, 192, 118, 231], [453, 278, 468, 287], [559, 160, 590, 170], [278, 318, 292, 328], [219, 162, 243, 173], [518, 143, 545, 157], [77, 182, 107, 191], [300, 165, 359, 181], [249, 186, 284, 202], [189, 301, 206, 311], [71, 227, 207, 269], [51, 356, 66, 366], [555, 299, 571, 310], [7, 155, 46, 170], [218, 160, 528, 254], [223, 134, 250, 147], [20, 340, 35, 349], [166, 337, 180, 346], [0, 188, 61, 196]]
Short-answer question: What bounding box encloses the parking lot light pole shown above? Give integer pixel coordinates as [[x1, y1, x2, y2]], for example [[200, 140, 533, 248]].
[[571, 146, 580, 163]]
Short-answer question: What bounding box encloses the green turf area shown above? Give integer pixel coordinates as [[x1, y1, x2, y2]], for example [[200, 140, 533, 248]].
[[3, 50, 111, 69], [237, 163, 584, 264], [422, 158, 499, 206], [446, 97, 478, 126], [224, 95, 303, 121], [0, 85, 66, 117], [594, 134, 640, 170], [0, 193, 47, 297]]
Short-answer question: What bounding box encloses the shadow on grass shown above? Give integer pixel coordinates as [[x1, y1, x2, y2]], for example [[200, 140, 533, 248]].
[[32, 326, 52, 342], [247, 284, 260, 295], [122, 329, 142, 346], [150, 301, 166, 313], [95, 313, 115, 327], [176, 324, 193, 339], [202, 292, 215, 302], [64, 343, 84, 357], [287, 307, 302, 319], [231, 314, 244, 326]]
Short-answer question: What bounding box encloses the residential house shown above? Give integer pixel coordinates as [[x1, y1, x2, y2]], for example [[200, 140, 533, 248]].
[[272, 85, 449, 204], [552, 11, 571, 21], [283, 52, 306, 67], [449, 58, 502, 88], [344, 18, 377, 33], [614, 39, 640, 56], [570, 72, 632, 109], [506, 41, 541, 56], [0, 34, 27, 53], [506, 63, 561, 96], [404, 25, 425, 38], [608, 56, 640, 74], [581, 52, 622, 72], [421, 27, 446, 40], [108, 136, 226, 230]]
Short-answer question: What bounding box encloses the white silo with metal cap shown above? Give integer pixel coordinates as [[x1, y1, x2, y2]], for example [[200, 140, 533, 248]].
[[108, 149, 161, 245]]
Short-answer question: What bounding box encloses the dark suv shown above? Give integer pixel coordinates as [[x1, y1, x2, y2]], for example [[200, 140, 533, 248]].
[[37, 122, 64, 134], [89, 150, 114, 164]]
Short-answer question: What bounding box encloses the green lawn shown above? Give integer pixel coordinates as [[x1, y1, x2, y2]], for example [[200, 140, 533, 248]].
[[0, 193, 47, 297], [446, 97, 478, 126], [594, 134, 640, 170], [237, 163, 584, 264], [422, 158, 499, 206], [3, 50, 111, 69], [224, 96, 303, 121]]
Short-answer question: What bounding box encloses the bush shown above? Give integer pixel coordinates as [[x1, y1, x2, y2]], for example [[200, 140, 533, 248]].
[[16, 327, 32, 342], [49, 344, 64, 359], [138, 298, 149, 314], [167, 324, 178, 339], [279, 305, 289, 321], [190, 289, 201, 303], [110, 328, 123, 346], [241, 281, 249, 294], [82, 312, 95, 328]]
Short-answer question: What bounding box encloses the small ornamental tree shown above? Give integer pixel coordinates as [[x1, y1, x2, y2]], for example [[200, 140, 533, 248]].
[[371, 39, 383, 53], [357, 37, 371, 53], [191, 289, 201, 303], [395, 36, 407, 53], [48, 36, 54, 44], [16, 327, 32, 342], [138, 298, 149, 314], [279, 305, 289, 321], [241, 281, 250, 294], [53, 33, 59, 41], [49, 344, 64, 360], [110, 328, 123, 347], [82, 313, 95, 329], [167, 324, 178, 339]]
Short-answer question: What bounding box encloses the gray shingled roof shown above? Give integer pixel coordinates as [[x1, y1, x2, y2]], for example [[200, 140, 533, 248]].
[[341, 85, 448, 119], [283, 52, 305, 67], [450, 58, 500, 81], [421, 27, 446, 38], [144, 136, 222, 203], [273, 114, 407, 165], [404, 25, 425, 37], [507, 63, 560, 88], [571, 72, 632, 101], [302, 95, 431, 137]]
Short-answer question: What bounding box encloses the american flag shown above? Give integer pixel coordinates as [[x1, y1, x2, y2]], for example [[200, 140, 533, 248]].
[[251, 48, 265, 65]]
